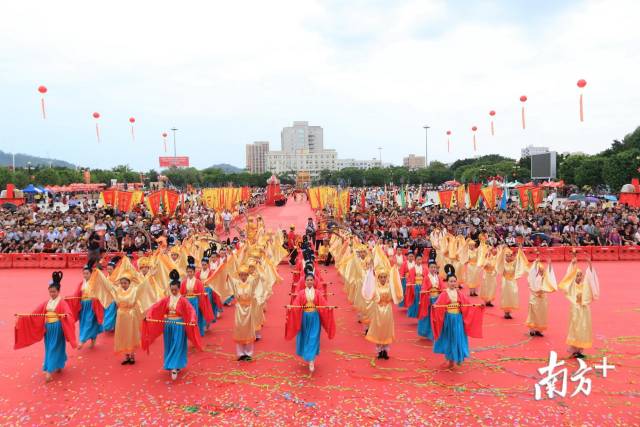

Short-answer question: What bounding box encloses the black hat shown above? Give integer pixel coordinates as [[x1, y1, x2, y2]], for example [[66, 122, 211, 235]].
[[444, 264, 456, 278]]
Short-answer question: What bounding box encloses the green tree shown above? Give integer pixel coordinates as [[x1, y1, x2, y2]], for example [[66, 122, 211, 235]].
[[559, 154, 588, 185], [574, 156, 604, 188], [602, 148, 640, 191], [34, 168, 61, 186]]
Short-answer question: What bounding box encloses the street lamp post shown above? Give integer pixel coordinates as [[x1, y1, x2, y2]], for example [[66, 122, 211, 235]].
[[170, 128, 179, 158], [423, 125, 430, 167], [377, 146, 383, 166]]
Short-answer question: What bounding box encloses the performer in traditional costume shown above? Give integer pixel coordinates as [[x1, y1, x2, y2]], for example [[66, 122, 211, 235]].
[[431, 268, 484, 368], [14, 272, 77, 382], [181, 256, 215, 337], [227, 265, 259, 361], [405, 253, 425, 318], [69, 264, 104, 349], [102, 256, 121, 332], [497, 247, 528, 319], [93, 270, 156, 365], [398, 251, 415, 308], [362, 265, 403, 359], [417, 260, 443, 340], [462, 240, 482, 297], [285, 274, 336, 372], [142, 270, 202, 380], [558, 256, 600, 358], [479, 246, 498, 307], [526, 257, 557, 337], [197, 250, 223, 325]]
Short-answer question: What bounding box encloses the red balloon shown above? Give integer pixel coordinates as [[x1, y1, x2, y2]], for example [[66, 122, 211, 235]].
[[472, 126, 477, 132], [446, 130, 451, 135], [38, 85, 47, 94], [92, 112, 100, 119], [577, 79, 587, 88], [489, 110, 496, 116], [129, 117, 136, 124], [520, 95, 527, 102]]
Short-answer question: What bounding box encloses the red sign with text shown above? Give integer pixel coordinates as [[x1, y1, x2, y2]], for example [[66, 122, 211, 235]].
[[159, 157, 190, 167]]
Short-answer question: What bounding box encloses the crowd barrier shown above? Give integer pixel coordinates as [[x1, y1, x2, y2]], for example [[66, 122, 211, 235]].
[[1, 245, 639, 268]]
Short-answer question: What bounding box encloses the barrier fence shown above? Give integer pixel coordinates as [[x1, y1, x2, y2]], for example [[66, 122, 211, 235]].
[[0, 245, 639, 268]]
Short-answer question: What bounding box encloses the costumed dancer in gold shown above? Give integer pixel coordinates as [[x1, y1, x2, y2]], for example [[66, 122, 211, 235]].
[[462, 240, 482, 297], [479, 245, 498, 306], [526, 256, 557, 337], [93, 270, 156, 365], [558, 254, 600, 358], [497, 246, 529, 319], [227, 265, 259, 361], [362, 264, 403, 359]]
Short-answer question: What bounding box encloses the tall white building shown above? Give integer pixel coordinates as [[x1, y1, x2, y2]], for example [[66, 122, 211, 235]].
[[521, 145, 549, 157], [281, 121, 324, 153], [245, 141, 269, 173], [266, 121, 336, 179]]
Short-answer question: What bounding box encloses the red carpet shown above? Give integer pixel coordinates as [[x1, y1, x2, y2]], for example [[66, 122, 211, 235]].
[[1, 200, 639, 425]]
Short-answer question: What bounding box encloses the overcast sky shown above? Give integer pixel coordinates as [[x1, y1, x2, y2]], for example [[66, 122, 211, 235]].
[[1, 0, 639, 170]]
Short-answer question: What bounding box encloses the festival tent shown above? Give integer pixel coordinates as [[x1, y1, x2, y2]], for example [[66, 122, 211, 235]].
[[21, 184, 42, 194], [443, 180, 461, 186]]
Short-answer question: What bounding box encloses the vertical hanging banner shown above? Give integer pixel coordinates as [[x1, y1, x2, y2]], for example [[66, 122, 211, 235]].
[[162, 132, 168, 152], [446, 130, 452, 152], [438, 190, 453, 208], [456, 185, 466, 208], [101, 189, 117, 207], [117, 191, 133, 212], [468, 183, 482, 207], [164, 189, 181, 215], [146, 191, 163, 216]]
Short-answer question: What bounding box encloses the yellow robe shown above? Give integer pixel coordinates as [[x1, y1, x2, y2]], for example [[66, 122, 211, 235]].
[[365, 284, 396, 345], [500, 260, 519, 311], [228, 276, 258, 344], [479, 252, 497, 302], [93, 271, 156, 353], [559, 263, 596, 349], [526, 261, 556, 331]]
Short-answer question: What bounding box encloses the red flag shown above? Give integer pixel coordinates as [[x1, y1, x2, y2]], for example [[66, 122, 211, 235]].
[[163, 189, 181, 215], [101, 190, 117, 207], [438, 190, 453, 208], [468, 183, 482, 207], [146, 191, 163, 216]]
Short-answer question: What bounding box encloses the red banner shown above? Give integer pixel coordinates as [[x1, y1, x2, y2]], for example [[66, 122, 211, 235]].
[[102, 189, 117, 207], [146, 191, 163, 216], [438, 190, 453, 208], [468, 183, 482, 207], [517, 187, 530, 209], [117, 191, 133, 212], [164, 189, 180, 215], [159, 156, 190, 167]]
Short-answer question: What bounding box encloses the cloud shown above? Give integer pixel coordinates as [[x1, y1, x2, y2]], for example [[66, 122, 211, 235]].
[[0, 0, 638, 170]]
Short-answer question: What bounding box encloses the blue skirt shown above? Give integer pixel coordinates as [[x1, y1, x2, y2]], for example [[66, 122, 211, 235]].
[[407, 285, 422, 318], [224, 296, 234, 305], [187, 296, 206, 337], [205, 287, 221, 323], [296, 311, 321, 362], [79, 300, 103, 343], [417, 295, 438, 340], [103, 302, 117, 332], [433, 312, 470, 364], [163, 317, 188, 370], [43, 321, 67, 373], [399, 278, 407, 307]]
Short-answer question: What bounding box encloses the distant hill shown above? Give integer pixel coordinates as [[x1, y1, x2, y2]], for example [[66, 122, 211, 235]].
[[0, 150, 75, 168], [207, 163, 244, 173]]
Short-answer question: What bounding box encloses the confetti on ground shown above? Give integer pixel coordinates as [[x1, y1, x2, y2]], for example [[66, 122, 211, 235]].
[[0, 203, 639, 425]]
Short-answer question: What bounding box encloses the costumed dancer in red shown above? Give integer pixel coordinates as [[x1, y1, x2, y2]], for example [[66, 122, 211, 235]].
[[181, 256, 215, 337], [14, 272, 77, 382], [142, 270, 202, 380], [285, 274, 336, 373]]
